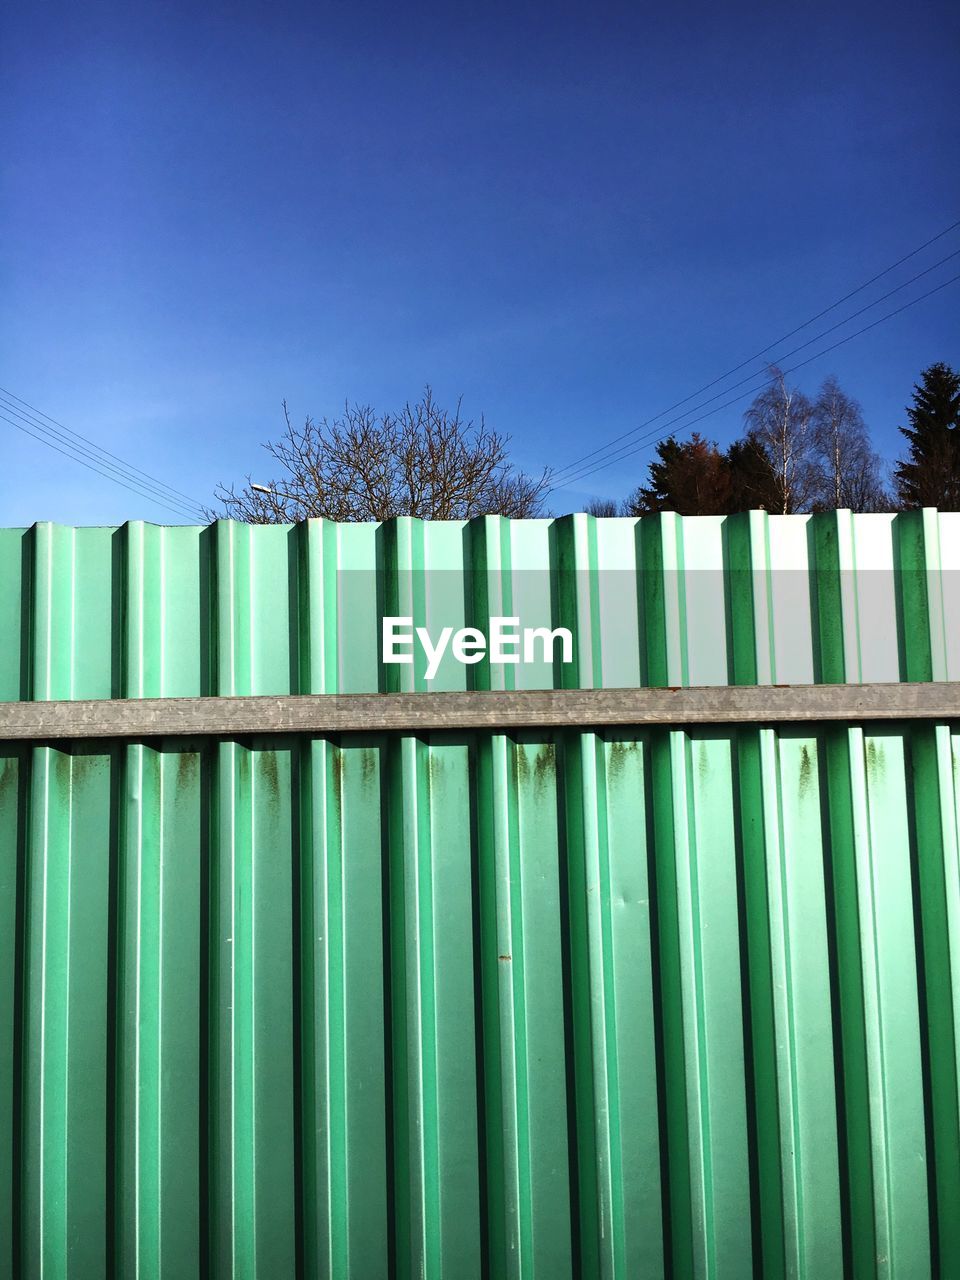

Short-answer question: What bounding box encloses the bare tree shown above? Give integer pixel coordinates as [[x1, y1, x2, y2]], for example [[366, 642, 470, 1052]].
[[584, 497, 623, 517], [743, 367, 819, 513], [810, 375, 890, 511], [209, 388, 550, 522]]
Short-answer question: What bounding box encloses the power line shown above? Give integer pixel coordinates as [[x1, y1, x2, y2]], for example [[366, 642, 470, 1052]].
[[0, 389, 207, 520], [0, 397, 205, 521], [551, 246, 960, 489], [558, 271, 960, 489], [0, 410, 207, 521], [554, 270, 960, 490], [549, 216, 960, 488], [0, 385, 205, 511]]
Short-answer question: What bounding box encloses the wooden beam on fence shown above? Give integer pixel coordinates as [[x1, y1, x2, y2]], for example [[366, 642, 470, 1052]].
[[1, 682, 959, 741]]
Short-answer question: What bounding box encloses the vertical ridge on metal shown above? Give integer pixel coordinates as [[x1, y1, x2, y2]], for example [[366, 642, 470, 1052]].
[[2, 511, 960, 1278], [4, 509, 960, 704]]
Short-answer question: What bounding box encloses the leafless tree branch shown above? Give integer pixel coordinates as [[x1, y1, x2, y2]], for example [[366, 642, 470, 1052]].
[[206, 387, 551, 523]]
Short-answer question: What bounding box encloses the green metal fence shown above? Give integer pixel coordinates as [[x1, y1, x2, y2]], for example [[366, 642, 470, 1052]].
[[3, 508, 960, 701], [1, 511, 959, 1279]]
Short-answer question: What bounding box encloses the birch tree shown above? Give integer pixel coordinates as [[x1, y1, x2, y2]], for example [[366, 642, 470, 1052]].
[[742, 366, 818, 513], [810, 376, 889, 511]]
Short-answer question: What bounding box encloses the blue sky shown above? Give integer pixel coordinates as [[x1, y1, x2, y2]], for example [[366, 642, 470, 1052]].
[[2, 0, 958, 525]]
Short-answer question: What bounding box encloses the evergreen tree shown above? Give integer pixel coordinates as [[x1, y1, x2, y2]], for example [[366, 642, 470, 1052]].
[[726, 431, 781, 511], [624, 433, 733, 515], [624, 430, 782, 515], [894, 363, 960, 509]]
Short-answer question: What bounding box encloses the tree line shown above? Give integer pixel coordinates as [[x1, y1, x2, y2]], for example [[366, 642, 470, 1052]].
[[588, 361, 960, 517], [212, 361, 960, 522]]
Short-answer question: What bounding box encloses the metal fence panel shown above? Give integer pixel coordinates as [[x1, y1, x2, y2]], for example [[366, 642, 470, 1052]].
[[0, 512, 959, 1278], [3, 510, 960, 702]]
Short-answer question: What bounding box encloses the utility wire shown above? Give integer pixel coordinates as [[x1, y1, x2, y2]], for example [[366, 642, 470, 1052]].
[[554, 270, 960, 490], [551, 246, 960, 489], [0, 397, 205, 521], [0, 410, 207, 521], [0, 384, 205, 510], [549, 216, 960, 488], [0, 389, 207, 520]]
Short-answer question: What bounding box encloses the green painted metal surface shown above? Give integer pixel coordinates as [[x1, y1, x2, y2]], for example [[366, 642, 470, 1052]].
[[1, 511, 959, 1278], [2, 508, 960, 702]]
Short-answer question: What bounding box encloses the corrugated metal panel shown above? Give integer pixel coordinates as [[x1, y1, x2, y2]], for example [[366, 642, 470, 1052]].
[[3, 509, 960, 702], [1, 512, 959, 1278]]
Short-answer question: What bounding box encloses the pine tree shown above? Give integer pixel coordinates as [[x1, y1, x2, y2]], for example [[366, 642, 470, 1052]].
[[894, 363, 960, 509], [624, 433, 733, 514], [624, 430, 782, 515], [726, 431, 781, 512]]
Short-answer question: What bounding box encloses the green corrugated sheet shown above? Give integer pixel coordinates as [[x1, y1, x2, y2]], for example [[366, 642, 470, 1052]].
[[1, 511, 959, 1278], [3, 508, 960, 700]]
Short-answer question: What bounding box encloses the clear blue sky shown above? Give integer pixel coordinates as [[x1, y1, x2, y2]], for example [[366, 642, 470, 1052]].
[[2, 0, 958, 525]]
